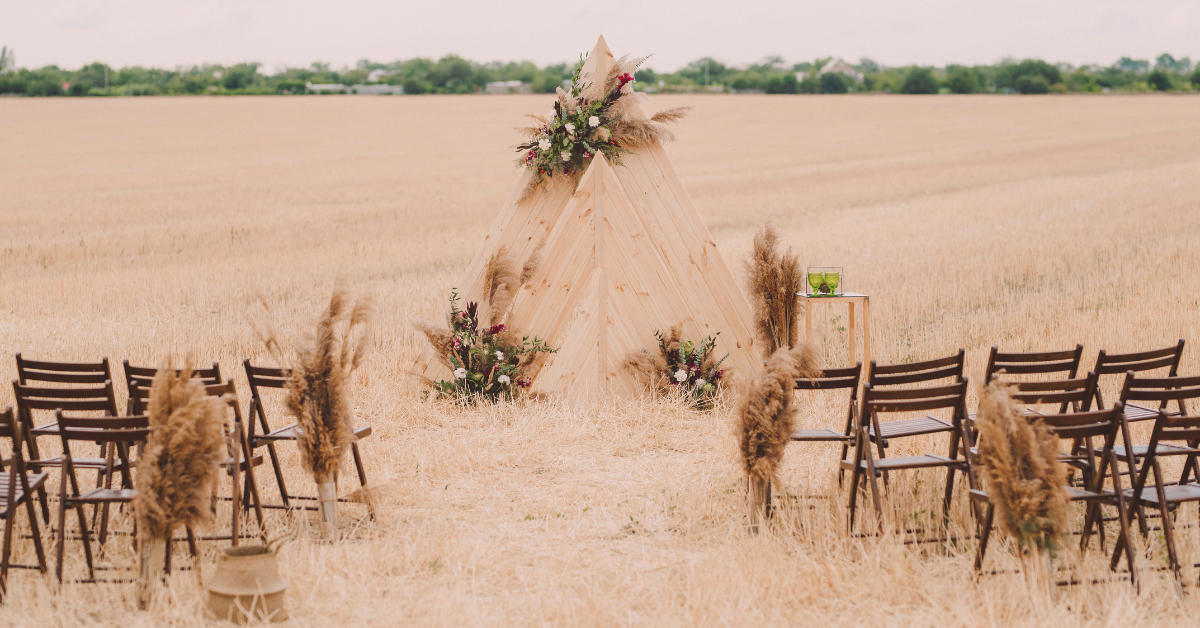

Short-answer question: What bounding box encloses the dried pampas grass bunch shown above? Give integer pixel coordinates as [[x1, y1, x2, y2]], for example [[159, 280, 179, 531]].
[[135, 360, 227, 540], [483, 246, 521, 327], [744, 218, 803, 358], [737, 342, 822, 482], [976, 380, 1070, 559], [263, 288, 373, 484]]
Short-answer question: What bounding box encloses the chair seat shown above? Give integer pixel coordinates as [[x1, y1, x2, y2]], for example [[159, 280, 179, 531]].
[[255, 424, 373, 442], [972, 486, 1109, 502], [220, 454, 264, 470], [30, 422, 59, 436], [791, 428, 849, 442], [1110, 443, 1195, 459], [30, 456, 132, 470], [1125, 402, 1175, 422], [0, 471, 49, 510], [842, 454, 960, 471], [869, 417, 953, 440], [71, 487, 137, 503], [1125, 483, 1200, 505]]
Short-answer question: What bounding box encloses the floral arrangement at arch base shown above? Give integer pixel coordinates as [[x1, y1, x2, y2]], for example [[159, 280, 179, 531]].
[[624, 325, 729, 410], [412, 249, 556, 403], [515, 52, 693, 199]]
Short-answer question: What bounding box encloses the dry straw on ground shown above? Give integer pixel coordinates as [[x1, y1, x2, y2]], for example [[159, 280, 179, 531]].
[[976, 380, 1070, 559], [744, 219, 803, 358], [2, 94, 1200, 626]]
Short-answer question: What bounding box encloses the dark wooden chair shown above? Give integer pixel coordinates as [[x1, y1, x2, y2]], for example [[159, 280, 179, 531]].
[[202, 380, 266, 545], [244, 360, 372, 512], [53, 412, 149, 583], [0, 407, 48, 601], [789, 362, 862, 488], [862, 350, 966, 467], [1113, 410, 1200, 588], [1106, 373, 1200, 506], [122, 361, 222, 414], [984, 344, 1084, 412], [969, 404, 1137, 586], [845, 379, 973, 537], [1092, 340, 1186, 421], [16, 354, 114, 387]]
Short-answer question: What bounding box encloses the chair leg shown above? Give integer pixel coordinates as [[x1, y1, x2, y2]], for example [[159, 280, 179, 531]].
[[24, 490, 47, 573], [1, 511, 14, 600], [863, 444, 885, 534], [76, 505, 95, 582], [264, 442, 291, 508], [55, 474, 68, 583], [975, 502, 995, 572], [239, 431, 266, 536], [1109, 455, 1138, 590]]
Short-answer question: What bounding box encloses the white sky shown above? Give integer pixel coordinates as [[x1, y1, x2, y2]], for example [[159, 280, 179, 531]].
[[2, 0, 1198, 72]]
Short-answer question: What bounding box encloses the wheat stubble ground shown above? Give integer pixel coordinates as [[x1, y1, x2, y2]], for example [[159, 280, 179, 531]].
[[1, 94, 1200, 626]]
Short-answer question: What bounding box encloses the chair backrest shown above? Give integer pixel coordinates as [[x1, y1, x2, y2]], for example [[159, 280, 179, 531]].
[[0, 406, 25, 467], [123, 360, 222, 393], [1093, 340, 1185, 408], [1118, 372, 1200, 417], [203, 379, 245, 425], [12, 380, 120, 426], [15, 354, 113, 386], [795, 362, 861, 393], [867, 349, 965, 388], [244, 360, 292, 437], [862, 379, 969, 418], [1, 407, 35, 510], [1002, 371, 1097, 413], [55, 411, 151, 445], [985, 345, 1083, 382], [1130, 411, 1200, 498]]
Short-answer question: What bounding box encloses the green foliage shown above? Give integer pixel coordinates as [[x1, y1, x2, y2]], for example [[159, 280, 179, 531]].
[[1014, 74, 1050, 94], [997, 59, 1061, 93], [946, 65, 978, 94], [1147, 69, 1171, 91], [819, 72, 850, 94], [1191, 69, 1200, 88], [764, 73, 798, 94], [900, 67, 938, 94], [798, 74, 820, 94]]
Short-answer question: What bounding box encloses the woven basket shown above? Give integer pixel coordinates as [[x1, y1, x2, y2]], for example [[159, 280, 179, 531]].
[[207, 545, 288, 623]]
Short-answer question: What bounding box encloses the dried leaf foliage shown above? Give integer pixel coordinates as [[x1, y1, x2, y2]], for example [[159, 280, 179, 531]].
[[737, 342, 822, 481], [263, 288, 373, 484], [650, 106, 694, 124], [976, 380, 1070, 557], [135, 360, 227, 539], [744, 218, 803, 358]]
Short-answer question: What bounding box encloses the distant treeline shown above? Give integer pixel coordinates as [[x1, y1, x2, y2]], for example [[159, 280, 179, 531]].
[[0, 45, 1197, 97]]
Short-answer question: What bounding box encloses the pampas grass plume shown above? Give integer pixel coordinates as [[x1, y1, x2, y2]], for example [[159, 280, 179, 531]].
[[737, 342, 822, 481], [135, 359, 227, 539], [976, 380, 1070, 557], [484, 247, 521, 326], [745, 218, 802, 358]]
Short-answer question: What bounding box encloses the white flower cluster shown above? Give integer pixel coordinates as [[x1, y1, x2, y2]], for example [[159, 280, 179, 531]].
[[498, 374, 511, 385], [588, 116, 600, 127], [674, 370, 687, 383], [454, 367, 467, 379], [538, 138, 551, 151]]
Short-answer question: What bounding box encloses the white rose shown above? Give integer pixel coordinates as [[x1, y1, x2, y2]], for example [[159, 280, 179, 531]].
[[694, 378, 705, 388], [561, 151, 571, 162], [675, 370, 687, 382], [589, 116, 600, 127], [495, 351, 504, 360], [565, 123, 575, 133], [537, 138, 551, 151], [454, 368, 467, 380], [498, 374, 511, 385]]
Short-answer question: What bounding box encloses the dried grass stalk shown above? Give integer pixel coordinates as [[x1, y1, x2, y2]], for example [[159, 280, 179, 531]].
[[410, 318, 455, 370], [609, 118, 677, 149], [976, 380, 1070, 558], [276, 288, 373, 484], [650, 106, 693, 124], [135, 360, 227, 540], [484, 246, 521, 326], [556, 87, 576, 116], [520, 239, 545, 285], [623, 348, 671, 395], [744, 218, 802, 358], [737, 342, 822, 482]]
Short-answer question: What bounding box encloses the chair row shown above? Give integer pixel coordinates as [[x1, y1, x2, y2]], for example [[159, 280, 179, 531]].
[[1, 355, 375, 594], [787, 339, 1196, 589]]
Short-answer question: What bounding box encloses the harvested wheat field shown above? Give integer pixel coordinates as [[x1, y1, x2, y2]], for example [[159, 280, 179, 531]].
[[2, 93, 1200, 627]]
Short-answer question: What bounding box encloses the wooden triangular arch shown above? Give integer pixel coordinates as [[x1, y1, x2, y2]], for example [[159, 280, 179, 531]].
[[410, 36, 758, 398]]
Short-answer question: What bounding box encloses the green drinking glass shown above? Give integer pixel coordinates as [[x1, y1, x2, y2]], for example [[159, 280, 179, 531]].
[[808, 271, 824, 296], [825, 272, 840, 294]]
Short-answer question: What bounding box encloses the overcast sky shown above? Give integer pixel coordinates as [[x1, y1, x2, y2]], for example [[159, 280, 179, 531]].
[[2, 0, 1198, 72]]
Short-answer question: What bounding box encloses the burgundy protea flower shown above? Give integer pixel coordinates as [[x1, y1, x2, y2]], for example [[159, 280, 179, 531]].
[[487, 324, 507, 335]]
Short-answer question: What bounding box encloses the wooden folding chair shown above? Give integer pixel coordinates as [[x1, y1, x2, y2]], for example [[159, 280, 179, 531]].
[[53, 412, 149, 583], [203, 380, 266, 545], [122, 361, 222, 414], [970, 404, 1137, 586], [984, 344, 1084, 412], [845, 380, 973, 537], [1092, 339, 1186, 422], [1113, 410, 1200, 589], [789, 362, 862, 488], [862, 350, 965, 467], [0, 408, 48, 601], [244, 360, 372, 512], [12, 379, 124, 524]]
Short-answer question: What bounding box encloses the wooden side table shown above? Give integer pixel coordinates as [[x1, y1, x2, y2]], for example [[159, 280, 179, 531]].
[[798, 292, 871, 368]]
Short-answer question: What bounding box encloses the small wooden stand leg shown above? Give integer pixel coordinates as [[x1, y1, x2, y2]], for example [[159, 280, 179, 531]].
[[848, 302, 856, 368], [863, 297, 871, 367], [805, 300, 813, 343]]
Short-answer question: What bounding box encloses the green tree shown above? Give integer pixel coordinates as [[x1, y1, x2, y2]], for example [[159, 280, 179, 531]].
[[946, 65, 978, 93], [1014, 74, 1050, 94], [1191, 68, 1200, 88], [900, 67, 938, 94], [819, 72, 849, 94], [764, 73, 798, 94], [797, 74, 820, 94], [996, 59, 1061, 92], [1147, 69, 1171, 91]]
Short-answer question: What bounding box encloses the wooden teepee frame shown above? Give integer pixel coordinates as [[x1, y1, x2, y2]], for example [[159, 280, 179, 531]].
[[411, 36, 757, 399]]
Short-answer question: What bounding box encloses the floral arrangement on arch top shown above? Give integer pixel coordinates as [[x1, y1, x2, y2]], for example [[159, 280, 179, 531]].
[[515, 52, 693, 197]]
